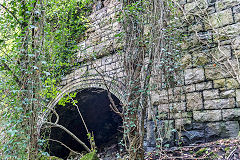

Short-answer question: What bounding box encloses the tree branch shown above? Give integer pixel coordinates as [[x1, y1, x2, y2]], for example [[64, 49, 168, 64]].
[[0, 4, 22, 25], [43, 122, 91, 153], [47, 139, 81, 155]]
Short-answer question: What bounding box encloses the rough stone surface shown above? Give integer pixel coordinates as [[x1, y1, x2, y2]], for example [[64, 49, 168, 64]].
[[222, 108, 240, 120], [209, 9, 234, 28], [185, 68, 205, 84], [205, 66, 230, 80], [175, 118, 192, 129], [232, 36, 240, 50], [181, 130, 205, 145], [221, 121, 239, 138], [226, 78, 240, 89], [193, 110, 222, 122], [204, 98, 235, 109], [146, 121, 156, 147], [237, 89, 240, 104], [54, 0, 240, 148], [185, 84, 196, 92], [203, 89, 219, 100], [186, 92, 203, 111], [214, 79, 226, 88], [215, 0, 240, 11], [184, 0, 208, 13], [220, 90, 235, 98]]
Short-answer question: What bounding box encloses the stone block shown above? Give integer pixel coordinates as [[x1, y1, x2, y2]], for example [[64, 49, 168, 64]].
[[170, 112, 193, 119], [236, 89, 240, 104], [210, 46, 231, 60], [184, 0, 208, 13], [187, 92, 203, 111], [226, 78, 240, 89], [205, 66, 230, 80], [205, 122, 222, 139], [192, 122, 204, 129], [196, 81, 213, 90], [175, 118, 192, 129], [203, 89, 219, 100], [233, 5, 240, 22], [158, 104, 170, 113], [213, 79, 226, 88], [222, 108, 240, 120], [209, 9, 233, 28], [221, 121, 239, 138], [193, 110, 222, 122], [216, 23, 240, 37], [146, 121, 156, 147], [234, 13, 240, 22], [205, 121, 239, 142], [181, 130, 205, 144], [220, 89, 235, 98], [232, 36, 240, 50], [185, 84, 196, 92], [215, 0, 240, 11], [192, 52, 209, 66], [204, 98, 235, 109], [172, 102, 186, 111], [185, 68, 205, 84], [181, 54, 192, 68]]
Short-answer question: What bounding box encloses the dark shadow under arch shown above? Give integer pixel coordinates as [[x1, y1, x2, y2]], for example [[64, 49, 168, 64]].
[[43, 88, 123, 159]]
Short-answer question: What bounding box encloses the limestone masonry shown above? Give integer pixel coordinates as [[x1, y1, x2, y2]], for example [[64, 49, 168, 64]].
[[51, 0, 240, 148]]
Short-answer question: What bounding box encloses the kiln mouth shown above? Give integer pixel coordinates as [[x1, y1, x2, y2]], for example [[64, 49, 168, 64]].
[[42, 88, 122, 159]]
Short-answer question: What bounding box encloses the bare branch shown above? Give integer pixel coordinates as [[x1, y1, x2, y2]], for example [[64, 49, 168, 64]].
[[43, 122, 91, 152], [47, 139, 81, 155]]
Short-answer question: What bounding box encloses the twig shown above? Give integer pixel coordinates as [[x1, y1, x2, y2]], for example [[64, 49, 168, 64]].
[[67, 93, 90, 134], [227, 147, 237, 160], [47, 139, 81, 155], [43, 122, 91, 152]]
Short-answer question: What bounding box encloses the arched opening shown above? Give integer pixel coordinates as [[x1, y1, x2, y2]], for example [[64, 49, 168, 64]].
[[43, 88, 123, 159]]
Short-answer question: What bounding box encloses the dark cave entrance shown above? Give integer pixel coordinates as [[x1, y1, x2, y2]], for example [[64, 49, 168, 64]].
[[45, 88, 123, 159]]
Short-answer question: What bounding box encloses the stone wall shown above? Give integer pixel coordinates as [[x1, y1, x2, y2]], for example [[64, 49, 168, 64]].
[[147, 0, 240, 147], [51, 0, 240, 148]]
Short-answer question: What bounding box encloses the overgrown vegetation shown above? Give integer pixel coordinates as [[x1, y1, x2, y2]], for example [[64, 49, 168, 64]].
[[1, 0, 240, 159], [0, 0, 92, 159]]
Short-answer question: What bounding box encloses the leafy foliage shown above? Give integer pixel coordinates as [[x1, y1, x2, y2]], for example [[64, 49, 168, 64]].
[[0, 0, 93, 158]]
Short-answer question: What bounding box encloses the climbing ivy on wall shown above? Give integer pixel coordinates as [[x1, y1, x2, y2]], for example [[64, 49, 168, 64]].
[[0, 0, 93, 159], [117, 0, 184, 159]]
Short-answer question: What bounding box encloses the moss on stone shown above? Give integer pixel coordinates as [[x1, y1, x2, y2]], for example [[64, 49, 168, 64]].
[[194, 56, 208, 66], [226, 78, 239, 89], [214, 79, 225, 88]]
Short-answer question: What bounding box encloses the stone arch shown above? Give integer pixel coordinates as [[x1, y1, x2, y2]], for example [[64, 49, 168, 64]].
[[46, 76, 126, 113], [40, 77, 125, 158]]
